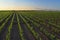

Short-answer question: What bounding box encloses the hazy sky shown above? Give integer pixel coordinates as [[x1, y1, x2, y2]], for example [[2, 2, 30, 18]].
[[0, 0, 60, 10]]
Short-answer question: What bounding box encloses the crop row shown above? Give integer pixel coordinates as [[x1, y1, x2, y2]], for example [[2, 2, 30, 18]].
[[0, 11, 60, 40]]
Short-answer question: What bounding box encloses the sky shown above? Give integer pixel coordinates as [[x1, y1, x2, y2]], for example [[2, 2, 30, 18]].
[[0, 0, 60, 10]]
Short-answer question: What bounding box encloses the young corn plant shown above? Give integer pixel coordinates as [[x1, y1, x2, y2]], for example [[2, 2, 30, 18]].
[[0, 14, 12, 32], [20, 14, 40, 40], [16, 14, 26, 40], [6, 14, 14, 40]]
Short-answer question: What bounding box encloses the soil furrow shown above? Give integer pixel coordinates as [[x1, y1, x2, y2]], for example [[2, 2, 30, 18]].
[[10, 13, 20, 40]]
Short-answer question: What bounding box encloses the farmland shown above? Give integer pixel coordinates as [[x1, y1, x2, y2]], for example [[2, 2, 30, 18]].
[[0, 10, 60, 40]]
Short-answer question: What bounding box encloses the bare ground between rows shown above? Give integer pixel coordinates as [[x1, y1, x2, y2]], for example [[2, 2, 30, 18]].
[[23, 15, 60, 39], [22, 15, 49, 40], [10, 13, 20, 40]]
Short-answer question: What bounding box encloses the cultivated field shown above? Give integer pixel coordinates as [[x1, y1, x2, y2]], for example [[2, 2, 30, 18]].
[[0, 11, 60, 40]]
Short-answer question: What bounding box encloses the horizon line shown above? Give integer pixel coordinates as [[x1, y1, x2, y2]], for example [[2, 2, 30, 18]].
[[0, 9, 60, 11]]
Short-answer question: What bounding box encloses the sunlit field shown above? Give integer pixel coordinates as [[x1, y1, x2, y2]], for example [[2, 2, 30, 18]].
[[0, 10, 60, 40]]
